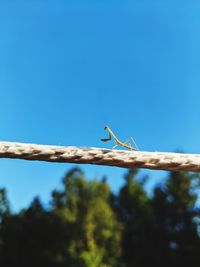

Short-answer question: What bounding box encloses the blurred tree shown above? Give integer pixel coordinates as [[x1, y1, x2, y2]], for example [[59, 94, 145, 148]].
[[115, 169, 153, 267], [0, 196, 73, 267], [151, 171, 200, 267], [52, 167, 124, 267], [0, 188, 10, 218], [0, 167, 200, 267], [0, 188, 10, 260], [115, 169, 200, 267]]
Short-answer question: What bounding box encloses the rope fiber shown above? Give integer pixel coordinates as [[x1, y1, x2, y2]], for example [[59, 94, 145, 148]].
[[0, 141, 200, 172]]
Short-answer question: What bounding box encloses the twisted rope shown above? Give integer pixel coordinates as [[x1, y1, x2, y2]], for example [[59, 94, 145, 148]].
[[0, 141, 199, 172]]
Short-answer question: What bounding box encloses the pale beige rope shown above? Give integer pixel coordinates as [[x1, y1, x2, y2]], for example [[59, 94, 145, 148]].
[[0, 141, 200, 172]]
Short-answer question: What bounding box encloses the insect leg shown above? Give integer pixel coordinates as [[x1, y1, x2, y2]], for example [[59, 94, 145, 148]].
[[101, 133, 112, 142], [130, 137, 139, 150]]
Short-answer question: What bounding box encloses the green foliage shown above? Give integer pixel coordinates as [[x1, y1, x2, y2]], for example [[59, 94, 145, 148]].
[[151, 171, 200, 267], [0, 189, 10, 217], [115, 169, 153, 267], [0, 167, 199, 267], [110, 169, 200, 267], [52, 167, 123, 267]]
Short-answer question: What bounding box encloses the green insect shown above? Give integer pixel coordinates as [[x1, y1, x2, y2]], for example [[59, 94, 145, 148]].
[[101, 125, 138, 151]]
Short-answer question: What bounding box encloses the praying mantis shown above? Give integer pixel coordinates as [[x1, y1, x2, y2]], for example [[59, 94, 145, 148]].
[[101, 125, 138, 151]]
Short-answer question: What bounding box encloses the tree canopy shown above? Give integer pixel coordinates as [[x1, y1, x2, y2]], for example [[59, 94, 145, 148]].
[[0, 167, 199, 267]]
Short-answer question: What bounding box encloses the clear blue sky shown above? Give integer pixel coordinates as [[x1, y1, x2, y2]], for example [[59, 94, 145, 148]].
[[0, 0, 200, 211]]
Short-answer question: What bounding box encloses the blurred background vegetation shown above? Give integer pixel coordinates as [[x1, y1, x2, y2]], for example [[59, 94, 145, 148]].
[[0, 167, 199, 267]]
